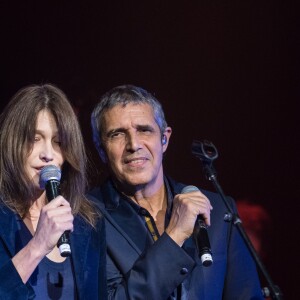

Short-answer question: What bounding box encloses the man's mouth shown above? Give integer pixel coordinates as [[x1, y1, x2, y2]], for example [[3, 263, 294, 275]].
[[124, 157, 148, 165]]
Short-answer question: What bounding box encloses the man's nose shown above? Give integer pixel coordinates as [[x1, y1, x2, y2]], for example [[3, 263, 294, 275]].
[[126, 133, 142, 152]]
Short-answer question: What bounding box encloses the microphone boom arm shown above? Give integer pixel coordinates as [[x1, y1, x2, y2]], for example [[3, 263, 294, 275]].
[[192, 140, 283, 300]]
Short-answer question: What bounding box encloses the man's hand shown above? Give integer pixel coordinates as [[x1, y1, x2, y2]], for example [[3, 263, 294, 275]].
[[166, 190, 212, 246]]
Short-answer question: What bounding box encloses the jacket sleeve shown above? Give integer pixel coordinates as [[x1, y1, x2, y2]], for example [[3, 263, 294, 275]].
[[97, 218, 108, 300], [107, 233, 195, 300], [222, 197, 264, 300], [0, 238, 34, 300]]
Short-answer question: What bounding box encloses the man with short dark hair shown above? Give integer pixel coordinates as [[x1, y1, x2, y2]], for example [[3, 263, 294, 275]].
[[89, 84, 263, 299]]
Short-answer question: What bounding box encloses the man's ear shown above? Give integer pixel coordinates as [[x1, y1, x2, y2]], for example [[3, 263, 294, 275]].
[[162, 127, 172, 152]]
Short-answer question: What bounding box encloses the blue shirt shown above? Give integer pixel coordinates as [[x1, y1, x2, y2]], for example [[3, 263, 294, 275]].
[[17, 215, 76, 299], [30, 256, 75, 300]]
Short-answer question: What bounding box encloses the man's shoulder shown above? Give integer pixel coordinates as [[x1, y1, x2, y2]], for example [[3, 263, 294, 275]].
[[87, 178, 111, 198], [166, 176, 218, 197], [86, 179, 118, 212], [87, 186, 103, 200], [86, 187, 106, 213], [166, 176, 234, 208]]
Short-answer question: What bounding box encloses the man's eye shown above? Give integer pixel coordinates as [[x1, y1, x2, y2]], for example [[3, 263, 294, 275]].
[[139, 128, 153, 134], [110, 132, 123, 138], [34, 136, 40, 142]]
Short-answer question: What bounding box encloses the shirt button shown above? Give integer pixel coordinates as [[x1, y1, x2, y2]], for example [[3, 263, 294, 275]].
[[140, 208, 148, 216], [180, 267, 189, 275]]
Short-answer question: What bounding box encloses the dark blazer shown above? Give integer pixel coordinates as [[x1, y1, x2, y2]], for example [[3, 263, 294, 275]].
[[88, 177, 263, 300], [0, 203, 107, 300]]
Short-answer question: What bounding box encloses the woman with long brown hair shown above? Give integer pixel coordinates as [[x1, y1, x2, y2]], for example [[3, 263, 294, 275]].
[[0, 84, 106, 299]]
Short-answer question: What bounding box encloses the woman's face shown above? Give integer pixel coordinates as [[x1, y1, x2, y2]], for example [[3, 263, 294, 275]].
[[25, 110, 64, 191]]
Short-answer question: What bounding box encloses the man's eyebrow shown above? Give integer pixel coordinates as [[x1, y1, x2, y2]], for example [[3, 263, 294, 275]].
[[105, 124, 156, 137], [105, 127, 126, 137], [136, 124, 155, 131]]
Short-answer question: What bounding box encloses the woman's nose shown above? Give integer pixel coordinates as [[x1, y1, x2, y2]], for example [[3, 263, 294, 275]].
[[39, 142, 54, 162]]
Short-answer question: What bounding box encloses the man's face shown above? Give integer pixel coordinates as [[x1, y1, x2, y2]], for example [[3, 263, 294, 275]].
[[100, 103, 171, 190]]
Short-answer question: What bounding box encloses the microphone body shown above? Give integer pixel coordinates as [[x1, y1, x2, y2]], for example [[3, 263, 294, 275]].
[[181, 185, 213, 267], [39, 165, 71, 257]]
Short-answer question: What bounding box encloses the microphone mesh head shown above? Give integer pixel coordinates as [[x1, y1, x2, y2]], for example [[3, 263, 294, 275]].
[[39, 165, 61, 189], [181, 185, 199, 194]]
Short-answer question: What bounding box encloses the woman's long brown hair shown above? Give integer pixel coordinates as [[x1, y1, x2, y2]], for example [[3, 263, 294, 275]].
[[0, 84, 98, 227]]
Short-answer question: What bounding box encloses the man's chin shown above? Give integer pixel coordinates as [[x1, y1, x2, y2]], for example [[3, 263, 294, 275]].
[[114, 175, 149, 188], [125, 174, 150, 185]]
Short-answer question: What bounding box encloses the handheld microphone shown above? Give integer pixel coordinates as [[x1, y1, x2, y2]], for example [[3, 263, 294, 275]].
[[181, 185, 213, 267], [39, 165, 71, 257]]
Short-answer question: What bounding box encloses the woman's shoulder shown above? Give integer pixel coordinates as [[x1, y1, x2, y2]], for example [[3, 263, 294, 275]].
[[0, 200, 15, 216]]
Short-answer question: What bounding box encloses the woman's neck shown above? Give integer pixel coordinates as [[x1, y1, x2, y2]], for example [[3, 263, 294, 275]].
[[23, 192, 47, 232]]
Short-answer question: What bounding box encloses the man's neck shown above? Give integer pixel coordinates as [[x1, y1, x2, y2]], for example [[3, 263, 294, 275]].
[[132, 184, 166, 215], [114, 175, 167, 220]]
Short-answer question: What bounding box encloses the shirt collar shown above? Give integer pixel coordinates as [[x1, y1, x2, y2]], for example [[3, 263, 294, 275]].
[[111, 176, 175, 226]]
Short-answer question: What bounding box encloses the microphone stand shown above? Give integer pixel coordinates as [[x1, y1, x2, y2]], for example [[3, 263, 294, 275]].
[[192, 140, 283, 300]]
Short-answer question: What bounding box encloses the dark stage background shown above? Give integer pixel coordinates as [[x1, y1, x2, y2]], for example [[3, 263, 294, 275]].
[[1, 2, 299, 298]]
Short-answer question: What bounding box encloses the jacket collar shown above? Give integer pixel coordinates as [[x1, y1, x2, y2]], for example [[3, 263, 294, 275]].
[[100, 180, 153, 254], [70, 216, 92, 299], [0, 203, 20, 256], [95, 177, 187, 254]]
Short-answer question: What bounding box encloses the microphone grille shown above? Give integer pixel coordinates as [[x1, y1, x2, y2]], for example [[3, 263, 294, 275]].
[[39, 165, 61, 189], [181, 185, 199, 194]]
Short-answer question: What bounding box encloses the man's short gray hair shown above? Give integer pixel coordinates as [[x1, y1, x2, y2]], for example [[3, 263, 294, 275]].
[[91, 84, 168, 151]]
